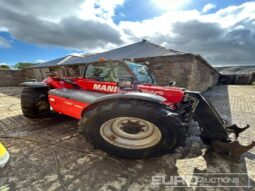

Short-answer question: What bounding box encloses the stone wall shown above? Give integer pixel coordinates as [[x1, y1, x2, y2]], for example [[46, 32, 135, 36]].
[[219, 73, 255, 85], [135, 54, 219, 92], [32, 66, 84, 81], [0, 69, 35, 87], [136, 54, 193, 88], [188, 56, 219, 91]]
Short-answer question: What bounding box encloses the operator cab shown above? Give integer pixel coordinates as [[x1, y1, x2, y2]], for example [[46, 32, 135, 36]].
[[84, 60, 156, 85]]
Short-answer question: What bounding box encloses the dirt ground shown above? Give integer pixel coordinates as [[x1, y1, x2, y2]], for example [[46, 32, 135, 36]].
[[0, 85, 254, 191]]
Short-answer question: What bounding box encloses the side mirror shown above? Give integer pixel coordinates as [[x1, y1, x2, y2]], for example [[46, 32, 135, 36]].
[[168, 81, 176, 86], [46, 72, 57, 77]]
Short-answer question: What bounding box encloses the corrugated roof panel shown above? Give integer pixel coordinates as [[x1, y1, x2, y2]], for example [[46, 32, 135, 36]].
[[63, 40, 183, 66], [219, 66, 255, 75], [31, 55, 85, 68], [33, 40, 186, 68], [32, 56, 69, 68]]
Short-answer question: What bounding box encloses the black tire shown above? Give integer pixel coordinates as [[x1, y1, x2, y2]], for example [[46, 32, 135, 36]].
[[21, 87, 50, 118], [80, 99, 187, 159]]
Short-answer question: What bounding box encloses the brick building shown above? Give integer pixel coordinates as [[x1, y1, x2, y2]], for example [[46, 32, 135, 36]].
[[33, 40, 219, 92]]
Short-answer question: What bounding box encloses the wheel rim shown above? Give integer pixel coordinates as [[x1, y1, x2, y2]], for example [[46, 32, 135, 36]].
[[100, 117, 162, 149]]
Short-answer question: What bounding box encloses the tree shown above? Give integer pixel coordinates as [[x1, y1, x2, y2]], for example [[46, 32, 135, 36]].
[[15, 62, 34, 70], [0, 64, 10, 70]]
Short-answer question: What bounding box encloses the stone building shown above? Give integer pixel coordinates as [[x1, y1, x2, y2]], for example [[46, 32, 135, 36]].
[[134, 54, 219, 91], [33, 40, 219, 92], [32, 55, 86, 81], [217, 66, 255, 85]]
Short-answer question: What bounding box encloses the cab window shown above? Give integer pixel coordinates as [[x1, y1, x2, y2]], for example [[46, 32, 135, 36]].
[[112, 63, 131, 79], [85, 62, 131, 82], [126, 61, 155, 84]]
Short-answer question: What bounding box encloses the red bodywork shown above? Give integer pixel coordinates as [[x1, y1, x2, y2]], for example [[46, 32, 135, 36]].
[[44, 77, 185, 119]]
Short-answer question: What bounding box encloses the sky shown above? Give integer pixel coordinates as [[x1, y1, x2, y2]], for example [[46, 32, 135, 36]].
[[0, 0, 255, 66]]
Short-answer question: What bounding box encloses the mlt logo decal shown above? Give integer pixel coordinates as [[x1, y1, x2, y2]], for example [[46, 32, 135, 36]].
[[93, 84, 118, 92]]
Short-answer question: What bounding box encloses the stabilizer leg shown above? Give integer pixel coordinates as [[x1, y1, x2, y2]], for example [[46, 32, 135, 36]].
[[227, 124, 250, 138], [211, 141, 255, 160]]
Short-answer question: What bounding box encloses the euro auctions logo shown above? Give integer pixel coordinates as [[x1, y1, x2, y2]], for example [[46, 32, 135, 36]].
[[151, 173, 251, 188]]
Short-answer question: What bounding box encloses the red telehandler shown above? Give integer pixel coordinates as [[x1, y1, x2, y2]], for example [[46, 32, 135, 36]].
[[21, 60, 255, 159]]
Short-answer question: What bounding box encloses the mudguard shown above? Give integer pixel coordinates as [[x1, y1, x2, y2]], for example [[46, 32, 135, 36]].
[[20, 82, 49, 89], [92, 92, 166, 104], [82, 92, 168, 115]]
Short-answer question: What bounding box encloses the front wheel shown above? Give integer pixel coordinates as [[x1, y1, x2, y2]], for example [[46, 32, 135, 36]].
[[100, 117, 162, 149], [80, 99, 187, 159], [21, 87, 50, 118]]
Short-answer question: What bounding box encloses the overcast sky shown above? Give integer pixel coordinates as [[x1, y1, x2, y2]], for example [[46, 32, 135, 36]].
[[0, 0, 255, 66]]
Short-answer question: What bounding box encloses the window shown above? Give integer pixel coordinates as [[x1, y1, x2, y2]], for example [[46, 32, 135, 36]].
[[112, 62, 131, 79], [126, 61, 154, 84], [85, 61, 131, 82]]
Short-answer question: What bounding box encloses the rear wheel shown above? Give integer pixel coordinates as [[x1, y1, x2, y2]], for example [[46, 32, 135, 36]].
[[80, 99, 187, 158], [21, 87, 50, 118]]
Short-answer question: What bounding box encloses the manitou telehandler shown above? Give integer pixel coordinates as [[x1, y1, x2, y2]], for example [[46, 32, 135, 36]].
[[20, 60, 255, 159]]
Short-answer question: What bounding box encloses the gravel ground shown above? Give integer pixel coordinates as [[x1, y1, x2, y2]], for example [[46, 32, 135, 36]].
[[0, 85, 254, 191]]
